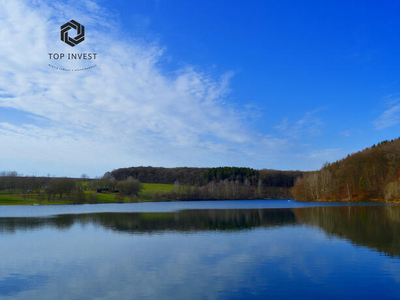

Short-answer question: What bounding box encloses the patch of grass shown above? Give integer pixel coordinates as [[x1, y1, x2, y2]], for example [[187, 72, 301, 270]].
[[0, 183, 191, 205], [77, 181, 90, 188], [0, 194, 27, 205], [140, 183, 174, 194], [0, 194, 70, 205], [93, 192, 116, 203]]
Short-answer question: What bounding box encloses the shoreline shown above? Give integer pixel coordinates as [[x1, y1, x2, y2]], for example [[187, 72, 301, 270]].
[[2, 198, 400, 206], [297, 198, 400, 204], [0, 197, 293, 206]]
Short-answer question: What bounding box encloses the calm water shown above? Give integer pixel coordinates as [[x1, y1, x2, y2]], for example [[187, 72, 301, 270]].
[[1, 200, 400, 299]]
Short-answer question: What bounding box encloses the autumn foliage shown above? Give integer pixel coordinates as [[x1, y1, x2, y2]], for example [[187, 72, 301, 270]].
[[293, 138, 400, 202]]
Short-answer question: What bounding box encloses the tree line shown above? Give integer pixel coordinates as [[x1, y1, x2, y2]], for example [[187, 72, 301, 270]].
[[0, 172, 142, 204], [293, 137, 400, 202], [141, 179, 293, 201], [111, 167, 208, 185], [111, 166, 303, 188], [0, 165, 304, 203]]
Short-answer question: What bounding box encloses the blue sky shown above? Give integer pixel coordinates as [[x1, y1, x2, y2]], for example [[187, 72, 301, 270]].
[[0, 0, 399, 177]]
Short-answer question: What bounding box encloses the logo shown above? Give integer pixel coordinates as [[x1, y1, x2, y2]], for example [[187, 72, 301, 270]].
[[61, 20, 85, 47], [48, 20, 97, 71]]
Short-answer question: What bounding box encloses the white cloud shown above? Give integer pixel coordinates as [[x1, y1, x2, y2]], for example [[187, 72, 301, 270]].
[[373, 99, 400, 130], [274, 108, 325, 138], [307, 148, 345, 163], [0, 0, 341, 176], [0, 0, 294, 176], [340, 130, 351, 137]]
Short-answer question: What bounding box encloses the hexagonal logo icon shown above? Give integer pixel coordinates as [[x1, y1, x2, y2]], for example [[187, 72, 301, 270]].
[[61, 20, 85, 47]]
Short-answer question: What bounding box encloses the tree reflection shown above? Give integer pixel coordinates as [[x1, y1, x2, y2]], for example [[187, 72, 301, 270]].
[[2, 205, 400, 257], [295, 206, 400, 257]]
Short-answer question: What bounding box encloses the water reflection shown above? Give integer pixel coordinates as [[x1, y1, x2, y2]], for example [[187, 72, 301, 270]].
[[1, 205, 400, 299], [2, 206, 400, 257], [0, 209, 296, 234], [295, 206, 400, 258]]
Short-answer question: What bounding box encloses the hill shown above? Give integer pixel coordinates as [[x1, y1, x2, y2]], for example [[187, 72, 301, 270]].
[[110, 166, 303, 188], [293, 138, 400, 202], [110, 166, 304, 200], [0, 167, 304, 204], [111, 167, 208, 185]]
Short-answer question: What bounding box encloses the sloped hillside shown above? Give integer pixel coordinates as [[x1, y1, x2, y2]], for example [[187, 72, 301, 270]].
[[293, 138, 400, 202]]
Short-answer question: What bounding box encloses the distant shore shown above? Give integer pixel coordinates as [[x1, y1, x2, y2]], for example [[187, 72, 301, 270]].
[[296, 198, 400, 204], [0, 197, 292, 206]]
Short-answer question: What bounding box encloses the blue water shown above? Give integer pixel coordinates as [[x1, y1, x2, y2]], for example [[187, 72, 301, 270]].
[[0, 199, 388, 217], [0, 200, 399, 299]]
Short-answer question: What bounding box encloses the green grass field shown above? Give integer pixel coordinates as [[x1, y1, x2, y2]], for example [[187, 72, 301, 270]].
[[0, 193, 70, 205], [138, 183, 175, 201], [0, 183, 176, 205], [141, 183, 174, 194]]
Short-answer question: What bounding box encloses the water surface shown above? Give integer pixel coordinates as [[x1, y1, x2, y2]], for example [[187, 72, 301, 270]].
[[1, 200, 399, 299]]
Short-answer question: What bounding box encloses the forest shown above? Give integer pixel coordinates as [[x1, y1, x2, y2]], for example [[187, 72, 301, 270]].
[[0, 167, 303, 204], [110, 166, 303, 200], [111, 166, 302, 187], [293, 137, 400, 202], [111, 167, 208, 185]]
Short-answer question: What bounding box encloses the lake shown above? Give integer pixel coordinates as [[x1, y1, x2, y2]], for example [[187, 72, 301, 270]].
[[1, 200, 400, 299]]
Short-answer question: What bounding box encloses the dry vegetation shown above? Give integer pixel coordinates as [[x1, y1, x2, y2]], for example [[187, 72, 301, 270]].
[[293, 138, 400, 202]]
